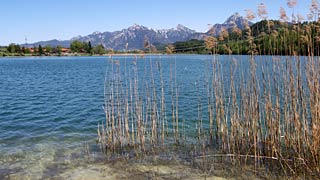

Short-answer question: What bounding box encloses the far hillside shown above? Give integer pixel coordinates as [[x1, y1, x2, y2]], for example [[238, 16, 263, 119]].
[[169, 20, 320, 56]]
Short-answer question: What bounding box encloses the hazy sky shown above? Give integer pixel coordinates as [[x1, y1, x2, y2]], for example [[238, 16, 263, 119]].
[[0, 0, 313, 45]]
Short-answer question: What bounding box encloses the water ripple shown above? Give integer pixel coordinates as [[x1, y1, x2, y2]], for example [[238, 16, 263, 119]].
[[0, 55, 277, 177]]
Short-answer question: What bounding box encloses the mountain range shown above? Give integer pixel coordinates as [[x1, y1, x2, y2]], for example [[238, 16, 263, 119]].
[[26, 13, 251, 50]]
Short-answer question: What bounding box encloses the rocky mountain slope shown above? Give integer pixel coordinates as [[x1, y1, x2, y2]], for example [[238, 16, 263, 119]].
[[27, 13, 251, 50]]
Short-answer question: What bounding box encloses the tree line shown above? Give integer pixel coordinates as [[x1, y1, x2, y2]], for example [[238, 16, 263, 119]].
[[1, 44, 64, 56], [69, 41, 106, 55], [0, 41, 108, 56]]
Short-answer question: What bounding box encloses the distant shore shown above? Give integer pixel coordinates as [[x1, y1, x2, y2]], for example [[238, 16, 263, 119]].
[[0, 53, 195, 58]]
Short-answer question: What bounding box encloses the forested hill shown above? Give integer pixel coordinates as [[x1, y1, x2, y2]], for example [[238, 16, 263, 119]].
[[171, 20, 320, 56]]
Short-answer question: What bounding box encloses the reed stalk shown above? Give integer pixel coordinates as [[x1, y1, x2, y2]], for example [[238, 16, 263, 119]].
[[97, 2, 320, 176]]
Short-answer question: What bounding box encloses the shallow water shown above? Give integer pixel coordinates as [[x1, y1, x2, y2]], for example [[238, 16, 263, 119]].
[[0, 56, 105, 178], [0, 55, 302, 179]]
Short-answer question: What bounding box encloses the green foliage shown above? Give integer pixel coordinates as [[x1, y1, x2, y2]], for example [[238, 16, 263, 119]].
[[92, 44, 105, 55], [0, 47, 8, 56], [172, 20, 320, 56], [7, 43, 22, 54], [7, 44, 15, 53], [83, 41, 93, 54], [70, 40, 84, 53], [173, 39, 207, 54], [45, 45, 52, 53], [38, 45, 44, 55], [4, 43, 24, 56], [70, 40, 94, 54], [55, 46, 62, 55], [87, 41, 92, 54]]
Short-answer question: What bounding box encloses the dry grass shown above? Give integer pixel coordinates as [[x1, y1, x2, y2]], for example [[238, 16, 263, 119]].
[[98, 53, 319, 179], [97, 1, 320, 179]]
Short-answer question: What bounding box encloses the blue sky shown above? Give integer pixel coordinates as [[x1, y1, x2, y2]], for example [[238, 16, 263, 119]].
[[0, 0, 313, 45]]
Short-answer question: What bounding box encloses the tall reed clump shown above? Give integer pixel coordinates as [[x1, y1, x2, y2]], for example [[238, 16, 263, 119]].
[[97, 1, 319, 178], [97, 55, 319, 178], [201, 1, 319, 177], [206, 55, 319, 177], [97, 48, 179, 154]]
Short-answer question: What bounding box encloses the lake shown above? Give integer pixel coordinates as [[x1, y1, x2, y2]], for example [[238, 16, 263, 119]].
[[0, 55, 216, 179], [0, 55, 315, 179]]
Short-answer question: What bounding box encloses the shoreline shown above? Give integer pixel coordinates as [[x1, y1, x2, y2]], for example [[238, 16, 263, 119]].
[[0, 53, 169, 58]]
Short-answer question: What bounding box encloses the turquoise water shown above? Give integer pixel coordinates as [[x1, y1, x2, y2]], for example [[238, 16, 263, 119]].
[[0, 55, 222, 178], [0, 56, 110, 178]]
